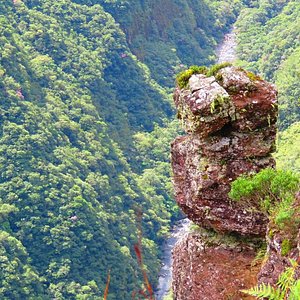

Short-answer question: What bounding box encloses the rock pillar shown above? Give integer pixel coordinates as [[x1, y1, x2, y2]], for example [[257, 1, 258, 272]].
[[171, 66, 278, 299]]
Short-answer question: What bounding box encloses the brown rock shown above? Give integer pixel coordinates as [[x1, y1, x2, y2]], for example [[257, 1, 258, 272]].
[[171, 66, 278, 236], [218, 66, 254, 92], [174, 76, 234, 137], [172, 230, 261, 300], [258, 192, 300, 285]]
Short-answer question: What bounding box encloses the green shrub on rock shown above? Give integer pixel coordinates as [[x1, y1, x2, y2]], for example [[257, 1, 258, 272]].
[[176, 66, 208, 89], [229, 168, 300, 230]]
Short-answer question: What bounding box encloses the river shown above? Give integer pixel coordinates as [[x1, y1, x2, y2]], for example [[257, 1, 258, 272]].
[[154, 218, 191, 300], [216, 27, 237, 64], [154, 27, 237, 300]]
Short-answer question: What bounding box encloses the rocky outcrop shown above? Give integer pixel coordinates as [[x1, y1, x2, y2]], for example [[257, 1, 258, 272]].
[[258, 192, 300, 285], [171, 66, 278, 236], [172, 230, 261, 300], [171, 66, 279, 299]]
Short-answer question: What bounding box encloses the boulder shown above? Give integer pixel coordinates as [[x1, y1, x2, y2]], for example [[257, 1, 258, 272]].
[[172, 230, 261, 300], [171, 66, 278, 235]]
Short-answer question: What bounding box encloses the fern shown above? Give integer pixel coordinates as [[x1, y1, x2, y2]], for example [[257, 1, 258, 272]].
[[277, 260, 297, 293], [242, 260, 299, 300], [242, 283, 283, 300], [289, 280, 300, 300]]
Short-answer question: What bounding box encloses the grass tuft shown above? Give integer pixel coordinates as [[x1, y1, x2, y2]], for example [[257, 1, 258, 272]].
[[175, 62, 233, 89], [176, 65, 208, 89]]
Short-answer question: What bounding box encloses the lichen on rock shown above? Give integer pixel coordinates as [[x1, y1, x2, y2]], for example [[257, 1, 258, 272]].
[[171, 65, 279, 299], [172, 228, 262, 300], [172, 66, 278, 236]]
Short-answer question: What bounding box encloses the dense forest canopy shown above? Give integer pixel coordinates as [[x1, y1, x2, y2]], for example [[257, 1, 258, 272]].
[[0, 0, 240, 299], [0, 0, 299, 299], [235, 0, 300, 171]]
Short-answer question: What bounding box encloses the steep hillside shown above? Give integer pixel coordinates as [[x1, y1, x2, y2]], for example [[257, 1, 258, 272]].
[[17, 0, 173, 150], [0, 0, 239, 299], [73, 0, 242, 87], [235, 0, 300, 171], [0, 2, 169, 299]]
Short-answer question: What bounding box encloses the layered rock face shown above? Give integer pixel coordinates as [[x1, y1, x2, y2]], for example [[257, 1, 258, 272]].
[[172, 231, 261, 300], [171, 66, 279, 299], [171, 66, 278, 236]]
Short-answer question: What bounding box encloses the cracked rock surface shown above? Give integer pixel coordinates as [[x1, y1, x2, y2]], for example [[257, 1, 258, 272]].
[[171, 66, 278, 236], [172, 230, 261, 300], [171, 67, 279, 299]]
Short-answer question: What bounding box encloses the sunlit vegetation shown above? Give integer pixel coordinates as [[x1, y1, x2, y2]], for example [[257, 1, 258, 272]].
[[229, 169, 299, 224], [0, 0, 242, 298], [275, 122, 300, 172], [243, 259, 300, 300], [234, 0, 300, 172], [176, 66, 208, 89], [1, 0, 299, 298], [230, 168, 300, 299], [175, 62, 233, 89]]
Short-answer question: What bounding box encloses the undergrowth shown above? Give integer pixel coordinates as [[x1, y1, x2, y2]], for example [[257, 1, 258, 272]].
[[242, 259, 300, 300], [176, 62, 232, 89], [176, 65, 208, 89], [206, 62, 232, 77], [230, 168, 300, 261], [229, 168, 300, 232]]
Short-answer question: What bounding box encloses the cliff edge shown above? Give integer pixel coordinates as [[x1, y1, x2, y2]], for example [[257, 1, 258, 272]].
[[171, 65, 283, 299]]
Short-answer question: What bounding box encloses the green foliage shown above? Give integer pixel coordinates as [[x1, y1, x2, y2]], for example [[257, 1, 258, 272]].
[[98, 0, 241, 87], [176, 65, 208, 89], [274, 196, 294, 229], [275, 122, 300, 172], [0, 0, 240, 297], [229, 168, 277, 203], [206, 62, 232, 77], [0, 0, 261, 298], [290, 280, 300, 300], [133, 120, 182, 223], [243, 259, 300, 300], [275, 48, 300, 130], [71, 0, 242, 86], [0, 231, 46, 299], [246, 71, 262, 81], [235, 1, 300, 130], [229, 168, 300, 230], [229, 168, 299, 203], [242, 283, 283, 299], [176, 62, 233, 89], [281, 239, 292, 257], [0, 1, 175, 298]]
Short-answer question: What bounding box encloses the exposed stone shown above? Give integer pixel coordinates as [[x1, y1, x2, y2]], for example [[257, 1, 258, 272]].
[[173, 67, 277, 138], [218, 66, 253, 92], [258, 192, 300, 286], [172, 230, 261, 300], [172, 134, 272, 235], [171, 66, 278, 236], [174, 78, 234, 136], [188, 74, 215, 92]]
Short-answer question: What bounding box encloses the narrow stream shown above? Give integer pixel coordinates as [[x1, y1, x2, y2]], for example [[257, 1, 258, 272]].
[[154, 219, 191, 300], [216, 27, 237, 64], [155, 27, 237, 300]]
